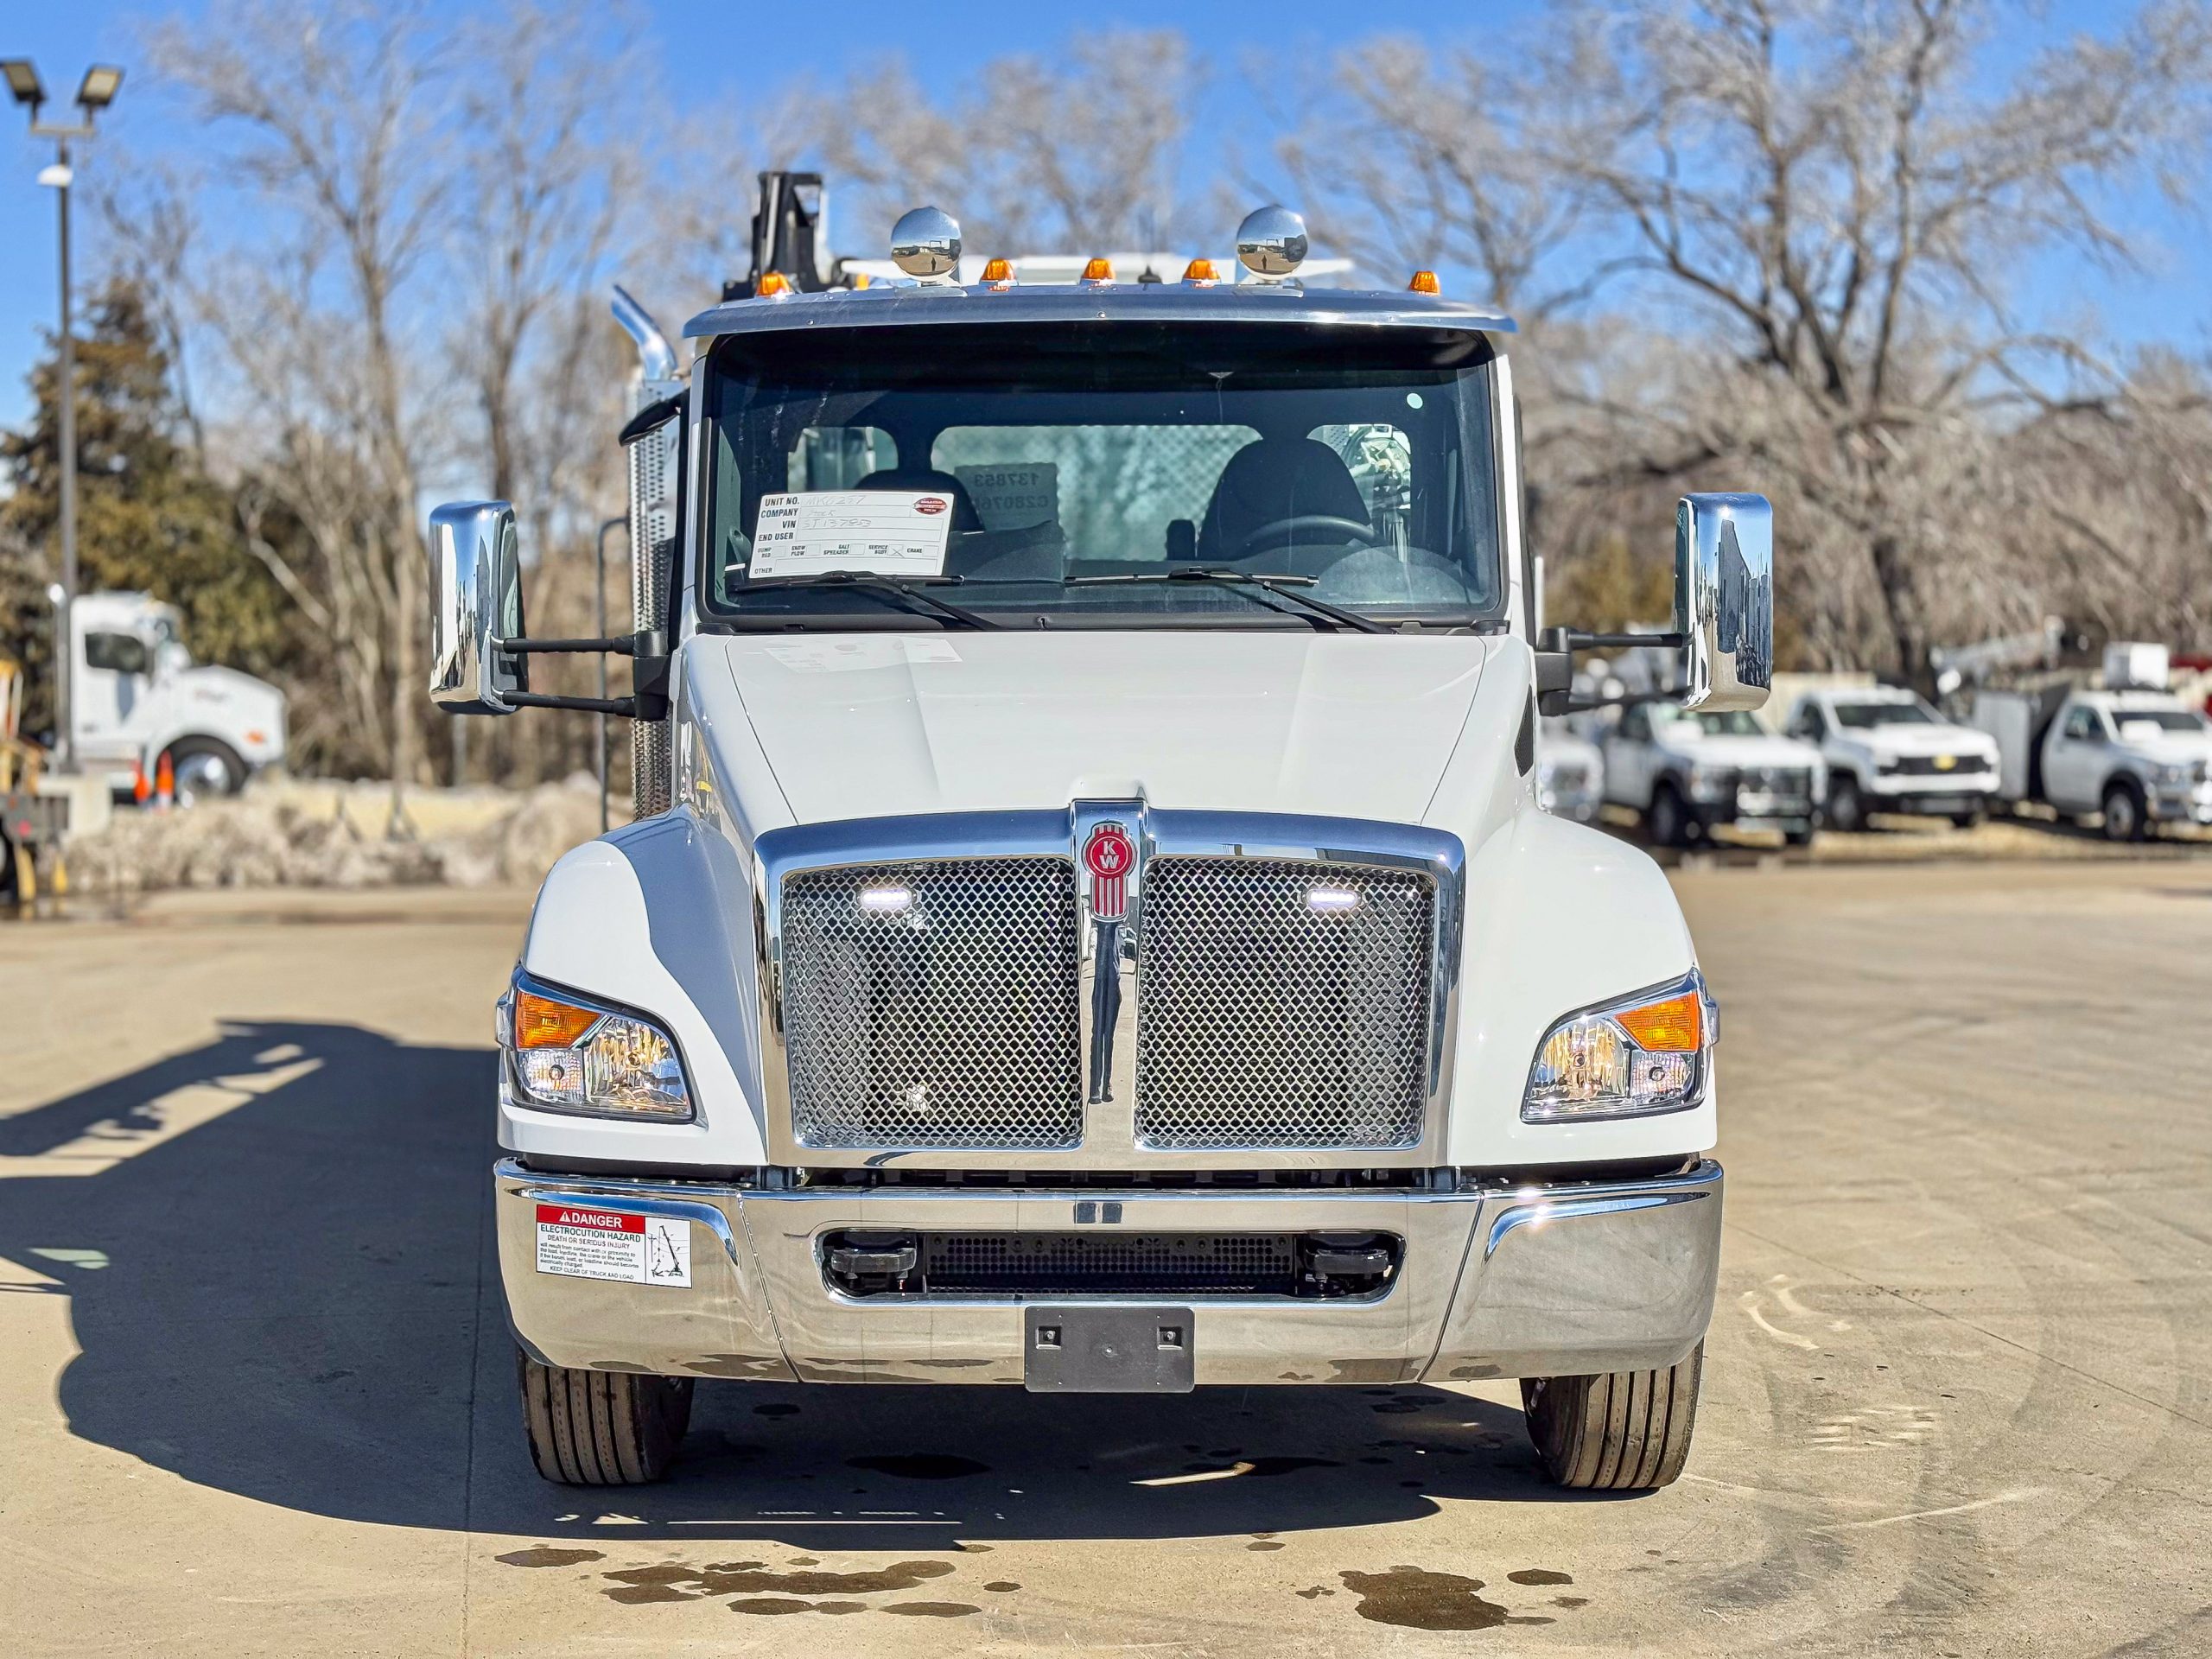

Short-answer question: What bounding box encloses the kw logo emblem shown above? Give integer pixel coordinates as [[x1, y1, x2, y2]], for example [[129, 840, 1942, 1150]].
[[1084, 822, 1134, 921]]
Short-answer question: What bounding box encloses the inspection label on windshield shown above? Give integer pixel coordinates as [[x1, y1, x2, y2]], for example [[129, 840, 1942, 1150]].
[[750, 491, 953, 578], [535, 1204, 691, 1288]]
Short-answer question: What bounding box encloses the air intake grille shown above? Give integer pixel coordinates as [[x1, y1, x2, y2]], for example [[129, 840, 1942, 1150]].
[[1135, 857, 1434, 1150], [779, 858, 1082, 1149], [921, 1232, 1295, 1296]]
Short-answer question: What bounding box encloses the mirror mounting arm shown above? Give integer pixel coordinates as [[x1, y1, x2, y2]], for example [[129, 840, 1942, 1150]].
[[1534, 625, 1689, 716], [493, 630, 671, 721]]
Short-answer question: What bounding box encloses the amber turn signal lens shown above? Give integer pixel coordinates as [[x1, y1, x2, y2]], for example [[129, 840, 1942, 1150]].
[[514, 989, 601, 1049], [1081, 257, 1115, 282], [1182, 257, 1221, 283], [755, 270, 793, 296], [1408, 270, 1441, 295], [1615, 991, 1703, 1052]]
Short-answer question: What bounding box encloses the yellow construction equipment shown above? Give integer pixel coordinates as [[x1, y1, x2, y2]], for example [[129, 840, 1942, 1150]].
[[1, 652, 68, 912]]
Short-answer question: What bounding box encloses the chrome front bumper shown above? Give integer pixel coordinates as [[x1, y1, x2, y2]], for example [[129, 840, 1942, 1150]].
[[494, 1158, 1721, 1386]]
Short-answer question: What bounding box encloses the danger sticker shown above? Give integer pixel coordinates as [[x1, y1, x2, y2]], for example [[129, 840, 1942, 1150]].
[[535, 1204, 691, 1288]]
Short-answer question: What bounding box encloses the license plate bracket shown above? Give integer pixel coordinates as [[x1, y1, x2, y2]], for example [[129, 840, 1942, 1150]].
[[1024, 1305, 1195, 1393]]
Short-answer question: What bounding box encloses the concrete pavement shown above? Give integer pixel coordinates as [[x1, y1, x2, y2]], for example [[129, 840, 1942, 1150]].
[[0, 866, 2207, 1656]]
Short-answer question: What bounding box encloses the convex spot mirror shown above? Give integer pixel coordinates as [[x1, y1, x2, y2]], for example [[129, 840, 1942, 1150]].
[[428, 500, 527, 715], [1675, 493, 1773, 713]]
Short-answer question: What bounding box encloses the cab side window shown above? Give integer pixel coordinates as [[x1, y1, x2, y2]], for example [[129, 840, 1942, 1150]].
[[1795, 704, 1827, 741], [2061, 707, 2101, 741], [85, 632, 151, 676], [1617, 705, 1650, 742]]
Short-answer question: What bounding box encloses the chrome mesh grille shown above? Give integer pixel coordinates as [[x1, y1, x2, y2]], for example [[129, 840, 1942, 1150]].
[[1135, 857, 1434, 1149], [779, 859, 1082, 1149]]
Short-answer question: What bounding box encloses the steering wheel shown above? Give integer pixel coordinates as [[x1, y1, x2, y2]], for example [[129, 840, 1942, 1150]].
[[1235, 514, 1372, 558]]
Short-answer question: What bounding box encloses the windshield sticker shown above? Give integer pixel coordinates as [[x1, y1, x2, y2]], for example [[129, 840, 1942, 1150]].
[[953, 461, 1058, 531], [760, 638, 963, 673], [750, 490, 954, 579], [534, 1204, 691, 1288]]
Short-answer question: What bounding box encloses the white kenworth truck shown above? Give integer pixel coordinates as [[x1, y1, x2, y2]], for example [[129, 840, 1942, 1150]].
[[427, 202, 1774, 1494]]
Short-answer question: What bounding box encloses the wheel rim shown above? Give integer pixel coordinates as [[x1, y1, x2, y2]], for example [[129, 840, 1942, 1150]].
[[2107, 791, 2137, 840], [1654, 794, 1681, 843], [173, 751, 235, 804]]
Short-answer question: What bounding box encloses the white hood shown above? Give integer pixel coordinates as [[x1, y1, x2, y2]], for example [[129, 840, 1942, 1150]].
[[699, 632, 1497, 825], [1656, 731, 1820, 769], [1845, 721, 1997, 760]]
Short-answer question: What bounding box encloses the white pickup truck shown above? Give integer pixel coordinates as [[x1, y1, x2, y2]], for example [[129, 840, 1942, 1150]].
[[2032, 689, 2212, 841], [426, 206, 1773, 1494], [1599, 703, 1822, 847], [1783, 686, 1999, 831]]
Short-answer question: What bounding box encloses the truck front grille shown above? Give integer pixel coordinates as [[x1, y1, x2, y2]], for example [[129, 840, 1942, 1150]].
[[1135, 857, 1434, 1149], [924, 1232, 1295, 1295], [778, 859, 1083, 1150]]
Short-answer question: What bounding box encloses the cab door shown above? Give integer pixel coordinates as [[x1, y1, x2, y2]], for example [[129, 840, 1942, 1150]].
[[1601, 706, 1654, 807], [74, 628, 156, 766], [2043, 703, 2107, 810]]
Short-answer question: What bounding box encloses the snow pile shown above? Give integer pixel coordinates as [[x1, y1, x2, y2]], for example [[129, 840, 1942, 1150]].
[[67, 773, 611, 893]]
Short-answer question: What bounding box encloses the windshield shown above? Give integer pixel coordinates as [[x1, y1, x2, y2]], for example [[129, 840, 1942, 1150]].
[[2116, 709, 2209, 735], [1832, 697, 1936, 728], [1655, 707, 1768, 738], [701, 321, 1503, 630]]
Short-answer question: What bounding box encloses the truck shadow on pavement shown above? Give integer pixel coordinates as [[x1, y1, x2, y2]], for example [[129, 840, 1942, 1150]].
[[1, 1023, 1611, 1548]]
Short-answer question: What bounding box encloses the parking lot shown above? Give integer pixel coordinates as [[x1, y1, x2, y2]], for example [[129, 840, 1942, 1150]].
[[3, 860, 2208, 1656]]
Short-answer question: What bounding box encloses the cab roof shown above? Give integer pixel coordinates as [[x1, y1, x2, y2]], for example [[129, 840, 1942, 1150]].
[[682, 281, 1517, 343]]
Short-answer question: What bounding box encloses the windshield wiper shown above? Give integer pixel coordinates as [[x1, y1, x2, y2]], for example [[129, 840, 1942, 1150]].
[[1066, 568, 1389, 634], [725, 570, 995, 630]]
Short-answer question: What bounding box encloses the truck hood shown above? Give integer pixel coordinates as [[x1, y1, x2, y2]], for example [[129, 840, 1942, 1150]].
[[2113, 735, 2212, 768], [1846, 723, 1997, 760], [1656, 732, 1821, 768], [702, 631, 1496, 824]]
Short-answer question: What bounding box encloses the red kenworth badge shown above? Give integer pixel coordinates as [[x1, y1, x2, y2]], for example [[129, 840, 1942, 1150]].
[[1084, 822, 1134, 921], [913, 496, 950, 515]]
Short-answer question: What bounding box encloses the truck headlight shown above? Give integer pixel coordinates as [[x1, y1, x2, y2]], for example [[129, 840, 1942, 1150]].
[[1522, 972, 1711, 1122], [498, 976, 692, 1121], [2153, 762, 2191, 786]]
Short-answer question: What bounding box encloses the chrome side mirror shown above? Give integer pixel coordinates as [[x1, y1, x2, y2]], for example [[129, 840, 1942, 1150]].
[[428, 500, 527, 715], [1675, 493, 1772, 713]]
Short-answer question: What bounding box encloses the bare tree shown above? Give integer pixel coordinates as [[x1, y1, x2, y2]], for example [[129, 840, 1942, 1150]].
[[823, 32, 1201, 255], [149, 0, 454, 818]]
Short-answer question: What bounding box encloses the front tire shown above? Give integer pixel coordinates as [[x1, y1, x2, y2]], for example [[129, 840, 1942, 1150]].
[[1823, 773, 1866, 833], [1521, 1342, 1703, 1491], [2101, 779, 2148, 843], [164, 737, 248, 806], [518, 1345, 694, 1484], [1648, 782, 1693, 849]]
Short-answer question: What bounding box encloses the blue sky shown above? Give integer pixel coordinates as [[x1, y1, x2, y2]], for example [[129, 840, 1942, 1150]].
[[2, 0, 2204, 430]]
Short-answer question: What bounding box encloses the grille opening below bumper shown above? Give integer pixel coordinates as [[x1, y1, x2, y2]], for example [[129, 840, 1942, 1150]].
[[821, 1229, 1402, 1301]]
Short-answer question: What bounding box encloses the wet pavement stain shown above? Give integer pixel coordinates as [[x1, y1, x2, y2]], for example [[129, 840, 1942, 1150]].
[[1554, 1596, 1590, 1609], [1295, 1586, 1337, 1599], [1338, 1567, 1510, 1631], [599, 1559, 957, 1606], [1508, 1569, 1573, 1586], [848, 1452, 990, 1480], [880, 1602, 981, 1618], [496, 1547, 605, 1568], [1248, 1541, 1285, 1552], [983, 1581, 1021, 1592]]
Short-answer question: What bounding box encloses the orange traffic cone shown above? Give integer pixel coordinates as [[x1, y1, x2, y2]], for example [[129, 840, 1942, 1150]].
[[155, 750, 175, 811], [131, 759, 151, 806]]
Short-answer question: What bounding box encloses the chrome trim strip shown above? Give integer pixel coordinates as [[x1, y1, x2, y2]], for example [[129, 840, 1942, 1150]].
[[753, 806, 1465, 1170], [1483, 1188, 1708, 1261]]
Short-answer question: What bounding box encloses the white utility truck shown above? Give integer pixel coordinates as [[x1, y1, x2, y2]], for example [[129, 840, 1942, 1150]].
[[70, 591, 288, 801], [427, 203, 1774, 1492], [1599, 703, 1822, 847], [1783, 685, 1999, 832], [1970, 643, 2212, 841]]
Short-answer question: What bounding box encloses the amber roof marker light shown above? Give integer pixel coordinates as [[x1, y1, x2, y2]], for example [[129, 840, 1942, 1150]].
[[1080, 256, 1116, 286], [981, 257, 1016, 289], [1408, 270, 1441, 296], [1181, 257, 1222, 286]]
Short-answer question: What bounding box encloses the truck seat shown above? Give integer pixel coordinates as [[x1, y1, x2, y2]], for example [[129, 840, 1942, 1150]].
[[853, 467, 985, 534], [1192, 436, 1371, 563]]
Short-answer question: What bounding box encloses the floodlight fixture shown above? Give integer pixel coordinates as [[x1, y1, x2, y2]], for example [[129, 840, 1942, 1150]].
[[2, 59, 44, 111], [76, 66, 123, 111]]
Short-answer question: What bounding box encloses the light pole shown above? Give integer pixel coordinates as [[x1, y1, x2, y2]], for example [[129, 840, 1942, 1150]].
[[4, 60, 124, 774]]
